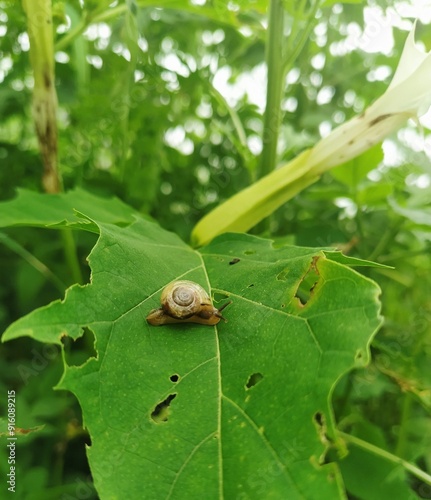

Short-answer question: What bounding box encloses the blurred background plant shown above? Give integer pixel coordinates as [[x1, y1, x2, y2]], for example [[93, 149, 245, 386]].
[[1, 0, 430, 497]]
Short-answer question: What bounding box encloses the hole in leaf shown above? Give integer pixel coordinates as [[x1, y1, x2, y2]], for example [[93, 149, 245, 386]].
[[245, 372, 264, 389], [244, 250, 256, 255], [247, 283, 254, 288], [62, 327, 97, 367], [295, 257, 320, 306], [313, 410, 338, 466], [170, 374, 179, 383], [229, 258, 240, 265], [213, 291, 230, 307], [314, 411, 324, 428], [313, 411, 332, 447], [151, 394, 177, 423]]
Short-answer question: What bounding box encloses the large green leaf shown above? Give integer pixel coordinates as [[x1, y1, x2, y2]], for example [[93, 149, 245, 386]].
[[0, 188, 137, 230], [3, 217, 382, 499]]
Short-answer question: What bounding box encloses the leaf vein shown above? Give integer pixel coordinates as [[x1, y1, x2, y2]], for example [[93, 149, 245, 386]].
[[165, 432, 216, 500]]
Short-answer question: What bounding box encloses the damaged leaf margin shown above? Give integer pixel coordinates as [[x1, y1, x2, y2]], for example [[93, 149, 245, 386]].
[[2, 218, 383, 499]]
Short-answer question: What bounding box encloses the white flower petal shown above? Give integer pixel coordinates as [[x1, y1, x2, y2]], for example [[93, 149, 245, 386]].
[[308, 22, 431, 173], [388, 23, 430, 90]]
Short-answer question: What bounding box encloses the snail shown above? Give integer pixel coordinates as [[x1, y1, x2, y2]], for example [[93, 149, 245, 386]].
[[146, 280, 230, 326]]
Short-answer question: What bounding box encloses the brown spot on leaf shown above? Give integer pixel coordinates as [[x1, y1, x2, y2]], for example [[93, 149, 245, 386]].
[[369, 113, 393, 127]]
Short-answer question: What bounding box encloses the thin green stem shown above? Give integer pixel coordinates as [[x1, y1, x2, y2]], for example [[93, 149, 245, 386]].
[[60, 229, 83, 285], [367, 219, 404, 262], [395, 393, 412, 459], [209, 84, 253, 169], [254, 0, 321, 235], [55, 5, 127, 51], [355, 206, 369, 253], [338, 431, 431, 486], [0, 232, 66, 292], [379, 247, 430, 263], [210, 85, 248, 149], [257, 0, 285, 182], [283, 1, 320, 72]]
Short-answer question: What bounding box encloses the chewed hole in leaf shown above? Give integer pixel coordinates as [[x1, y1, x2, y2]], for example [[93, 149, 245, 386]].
[[314, 411, 325, 428], [295, 258, 320, 306], [213, 291, 230, 306], [245, 372, 264, 389], [170, 374, 179, 383], [62, 327, 97, 367], [151, 394, 177, 423], [313, 411, 332, 449]]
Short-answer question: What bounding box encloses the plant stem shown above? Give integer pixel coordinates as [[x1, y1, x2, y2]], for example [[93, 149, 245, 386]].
[[257, 0, 285, 182], [283, 1, 320, 72], [367, 219, 404, 262], [338, 431, 431, 486], [379, 247, 431, 262], [60, 229, 83, 285], [395, 392, 412, 459], [22, 0, 61, 193], [55, 5, 127, 52], [209, 85, 248, 149], [22, 0, 83, 285], [0, 232, 66, 292]]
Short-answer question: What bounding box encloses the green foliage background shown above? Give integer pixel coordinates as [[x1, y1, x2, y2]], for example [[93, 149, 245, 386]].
[[0, 0, 430, 499]]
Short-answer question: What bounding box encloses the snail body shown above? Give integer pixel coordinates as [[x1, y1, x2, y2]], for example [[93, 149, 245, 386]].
[[146, 280, 230, 326]]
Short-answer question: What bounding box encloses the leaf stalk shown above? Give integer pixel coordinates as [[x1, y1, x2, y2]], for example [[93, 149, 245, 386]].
[[338, 431, 431, 486]]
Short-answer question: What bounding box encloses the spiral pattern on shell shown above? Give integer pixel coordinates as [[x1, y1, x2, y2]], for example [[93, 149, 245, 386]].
[[161, 280, 211, 319], [172, 285, 194, 307]]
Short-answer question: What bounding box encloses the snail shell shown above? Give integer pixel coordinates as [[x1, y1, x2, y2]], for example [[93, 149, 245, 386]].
[[146, 280, 229, 326]]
